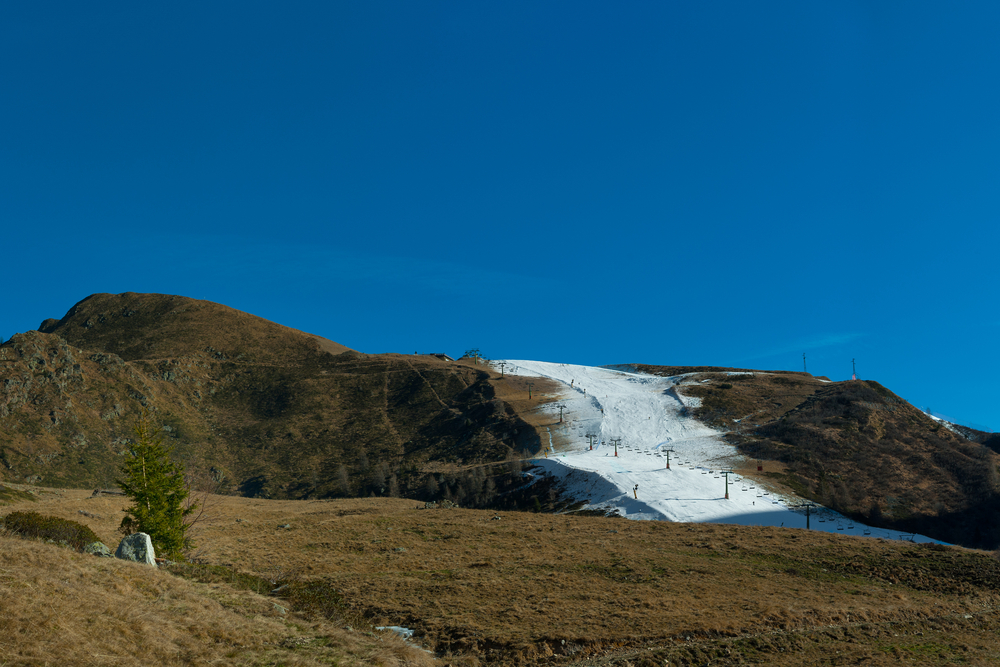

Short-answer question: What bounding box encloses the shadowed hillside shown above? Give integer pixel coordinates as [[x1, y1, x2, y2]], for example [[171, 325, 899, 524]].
[[1, 293, 540, 499], [635, 366, 1000, 549]]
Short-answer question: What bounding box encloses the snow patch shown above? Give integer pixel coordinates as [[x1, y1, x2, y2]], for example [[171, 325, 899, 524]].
[[501, 359, 945, 544]]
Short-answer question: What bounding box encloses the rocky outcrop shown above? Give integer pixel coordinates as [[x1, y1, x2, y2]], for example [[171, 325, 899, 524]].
[[84, 541, 113, 557], [115, 533, 156, 565]]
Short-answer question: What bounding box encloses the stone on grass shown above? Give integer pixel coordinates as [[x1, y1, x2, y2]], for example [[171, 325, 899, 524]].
[[115, 533, 156, 565], [84, 541, 113, 558]]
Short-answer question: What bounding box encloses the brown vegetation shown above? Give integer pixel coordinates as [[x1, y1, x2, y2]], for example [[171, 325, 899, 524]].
[[0, 529, 431, 666], [5, 293, 1000, 549], [486, 369, 570, 446], [660, 369, 1000, 549], [631, 364, 814, 379], [0, 293, 540, 500], [4, 487, 1000, 665], [2, 510, 100, 549], [671, 370, 826, 428], [37, 291, 354, 363]]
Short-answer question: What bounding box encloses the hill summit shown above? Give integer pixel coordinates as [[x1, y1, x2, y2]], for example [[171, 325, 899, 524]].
[[1, 293, 538, 499], [37, 292, 352, 363]]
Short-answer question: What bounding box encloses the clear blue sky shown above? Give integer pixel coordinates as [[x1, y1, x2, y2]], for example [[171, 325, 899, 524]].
[[3, 2, 998, 431]]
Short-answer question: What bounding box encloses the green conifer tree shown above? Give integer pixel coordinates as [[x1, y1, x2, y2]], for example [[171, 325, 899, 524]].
[[117, 411, 196, 559]]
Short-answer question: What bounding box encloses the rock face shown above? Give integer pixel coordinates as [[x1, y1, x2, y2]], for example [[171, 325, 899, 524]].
[[115, 533, 156, 565], [84, 541, 113, 558]]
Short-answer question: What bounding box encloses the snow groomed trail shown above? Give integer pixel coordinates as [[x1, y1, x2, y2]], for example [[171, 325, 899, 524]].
[[502, 360, 942, 543]]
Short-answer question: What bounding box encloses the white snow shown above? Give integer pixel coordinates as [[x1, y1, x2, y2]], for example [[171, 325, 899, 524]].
[[501, 360, 944, 544]]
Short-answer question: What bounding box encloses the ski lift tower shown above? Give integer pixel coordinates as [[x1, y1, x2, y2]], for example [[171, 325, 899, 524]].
[[851, 358, 858, 381], [791, 501, 819, 529], [721, 470, 736, 499], [554, 403, 568, 423], [663, 447, 676, 470]]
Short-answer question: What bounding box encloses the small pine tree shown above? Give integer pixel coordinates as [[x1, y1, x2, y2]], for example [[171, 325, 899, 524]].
[[117, 411, 196, 559]]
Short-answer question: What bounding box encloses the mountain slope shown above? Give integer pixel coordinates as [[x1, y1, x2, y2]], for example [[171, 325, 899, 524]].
[[639, 366, 1000, 548], [6, 490, 1000, 667], [1, 293, 540, 498], [38, 292, 352, 363]]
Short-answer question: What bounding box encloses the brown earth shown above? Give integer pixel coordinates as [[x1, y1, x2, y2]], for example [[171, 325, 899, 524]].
[[4, 485, 1000, 666]]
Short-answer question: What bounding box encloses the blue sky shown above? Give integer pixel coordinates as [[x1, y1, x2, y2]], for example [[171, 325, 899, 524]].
[[2, 2, 998, 431]]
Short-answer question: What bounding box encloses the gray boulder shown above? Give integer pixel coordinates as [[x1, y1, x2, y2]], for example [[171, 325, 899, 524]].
[[115, 533, 156, 565], [84, 541, 113, 558]]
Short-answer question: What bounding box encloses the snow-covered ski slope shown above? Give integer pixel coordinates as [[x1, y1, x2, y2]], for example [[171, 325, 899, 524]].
[[503, 360, 942, 543]]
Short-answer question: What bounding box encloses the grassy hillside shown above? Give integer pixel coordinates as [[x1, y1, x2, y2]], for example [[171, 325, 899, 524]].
[[636, 366, 1000, 549], [0, 293, 541, 499], [8, 293, 999, 547], [38, 291, 353, 363], [747, 379, 1000, 548], [0, 515, 429, 665], [5, 487, 1000, 666]]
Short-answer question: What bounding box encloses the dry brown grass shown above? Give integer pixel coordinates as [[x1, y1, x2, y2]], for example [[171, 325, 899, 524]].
[[671, 371, 826, 429], [6, 486, 1000, 665], [39, 292, 353, 363], [486, 369, 575, 450], [0, 528, 433, 666], [665, 372, 1000, 548], [1, 295, 539, 500]]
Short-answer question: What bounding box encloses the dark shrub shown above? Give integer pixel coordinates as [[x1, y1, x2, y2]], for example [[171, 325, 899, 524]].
[[2, 511, 101, 551]]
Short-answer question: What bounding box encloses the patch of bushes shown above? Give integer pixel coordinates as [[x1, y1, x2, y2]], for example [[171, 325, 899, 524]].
[[1, 511, 101, 551], [163, 561, 274, 594], [763, 471, 810, 497], [279, 579, 361, 624], [0, 485, 37, 505], [164, 561, 369, 628]]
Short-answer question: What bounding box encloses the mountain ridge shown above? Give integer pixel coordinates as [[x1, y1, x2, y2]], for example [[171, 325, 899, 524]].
[[4, 292, 999, 548], [37, 292, 353, 362], [1, 293, 540, 500]]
